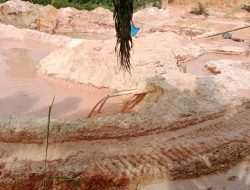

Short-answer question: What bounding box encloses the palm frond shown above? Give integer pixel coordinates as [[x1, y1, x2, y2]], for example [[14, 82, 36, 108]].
[[113, 0, 134, 73]]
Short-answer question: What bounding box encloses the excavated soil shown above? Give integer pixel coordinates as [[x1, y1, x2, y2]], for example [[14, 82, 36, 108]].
[[185, 53, 250, 76], [141, 159, 250, 190], [0, 103, 249, 189], [0, 1, 250, 190]]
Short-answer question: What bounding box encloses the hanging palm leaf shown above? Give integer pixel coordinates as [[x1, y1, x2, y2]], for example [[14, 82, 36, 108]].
[[113, 0, 134, 73]]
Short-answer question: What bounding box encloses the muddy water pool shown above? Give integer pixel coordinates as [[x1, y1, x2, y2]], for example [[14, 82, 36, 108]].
[[0, 41, 121, 119]]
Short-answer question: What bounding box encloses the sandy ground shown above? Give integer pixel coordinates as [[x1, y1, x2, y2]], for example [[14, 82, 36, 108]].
[[0, 41, 122, 119], [141, 159, 250, 190], [0, 103, 249, 189], [185, 53, 250, 76], [0, 1, 250, 189]]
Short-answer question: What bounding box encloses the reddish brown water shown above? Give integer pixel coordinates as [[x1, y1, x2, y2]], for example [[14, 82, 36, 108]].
[[0, 41, 121, 119]]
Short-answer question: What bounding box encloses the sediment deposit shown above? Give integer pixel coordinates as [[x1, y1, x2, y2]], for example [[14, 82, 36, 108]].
[[0, 0, 250, 189]]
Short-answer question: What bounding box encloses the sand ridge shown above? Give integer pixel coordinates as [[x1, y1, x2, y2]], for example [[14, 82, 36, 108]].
[[0, 0, 250, 189]]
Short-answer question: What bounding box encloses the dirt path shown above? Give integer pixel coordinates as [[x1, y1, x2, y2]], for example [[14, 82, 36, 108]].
[[0, 103, 249, 189]]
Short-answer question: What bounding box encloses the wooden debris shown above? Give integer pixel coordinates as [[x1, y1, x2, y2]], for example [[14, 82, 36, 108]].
[[121, 93, 147, 113], [194, 25, 250, 40], [87, 89, 149, 118]]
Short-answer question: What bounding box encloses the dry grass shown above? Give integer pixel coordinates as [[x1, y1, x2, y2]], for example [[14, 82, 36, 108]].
[[190, 1, 208, 15], [43, 96, 55, 190]]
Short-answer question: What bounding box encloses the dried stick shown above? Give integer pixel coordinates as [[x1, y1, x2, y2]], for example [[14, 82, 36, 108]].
[[195, 25, 250, 40], [87, 89, 148, 118], [87, 96, 109, 118], [121, 93, 147, 113]]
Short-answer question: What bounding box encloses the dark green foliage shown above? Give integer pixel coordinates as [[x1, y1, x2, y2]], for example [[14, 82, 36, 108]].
[[0, 0, 7, 3], [24, 0, 51, 6], [113, 0, 134, 73], [2, 0, 161, 11], [134, 0, 162, 10], [23, 0, 115, 10], [69, 0, 114, 10], [152, 0, 161, 8], [51, 0, 69, 8]]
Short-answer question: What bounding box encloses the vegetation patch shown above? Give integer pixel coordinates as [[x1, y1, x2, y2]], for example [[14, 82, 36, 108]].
[[190, 1, 208, 15], [4, 0, 162, 11]]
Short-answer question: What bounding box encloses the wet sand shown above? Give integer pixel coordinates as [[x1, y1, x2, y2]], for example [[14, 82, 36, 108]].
[[0, 39, 57, 51], [141, 159, 250, 190], [64, 32, 115, 40], [0, 41, 122, 119], [185, 53, 250, 76]]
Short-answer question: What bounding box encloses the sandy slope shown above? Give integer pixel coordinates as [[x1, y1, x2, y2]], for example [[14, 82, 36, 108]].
[[0, 1, 250, 189]]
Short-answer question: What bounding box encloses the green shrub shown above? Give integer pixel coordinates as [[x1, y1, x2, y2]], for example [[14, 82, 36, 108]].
[[0, 0, 7, 4], [134, 0, 162, 10], [1, 0, 162, 11], [67, 2, 85, 9], [152, 0, 161, 9], [190, 1, 208, 15], [51, 0, 69, 8], [24, 0, 51, 6], [82, 2, 99, 10]]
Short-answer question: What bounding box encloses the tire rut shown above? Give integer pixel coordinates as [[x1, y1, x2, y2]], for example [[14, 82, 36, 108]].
[[0, 106, 249, 189]]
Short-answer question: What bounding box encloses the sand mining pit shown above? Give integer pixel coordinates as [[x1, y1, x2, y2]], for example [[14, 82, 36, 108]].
[[0, 41, 123, 119], [0, 0, 250, 190]]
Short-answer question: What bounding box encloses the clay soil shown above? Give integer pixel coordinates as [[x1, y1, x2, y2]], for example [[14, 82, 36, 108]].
[[0, 0, 250, 190]]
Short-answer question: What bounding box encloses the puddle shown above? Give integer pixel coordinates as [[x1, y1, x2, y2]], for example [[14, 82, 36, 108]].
[[0, 41, 121, 119], [185, 53, 249, 76]]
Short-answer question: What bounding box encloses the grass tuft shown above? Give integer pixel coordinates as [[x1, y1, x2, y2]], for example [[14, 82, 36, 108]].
[[190, 1, 208, 15]]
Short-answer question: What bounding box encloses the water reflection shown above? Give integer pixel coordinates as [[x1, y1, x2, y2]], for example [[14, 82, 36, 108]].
[[0, 44, 121, 119], [0, 48, 45, 79]]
